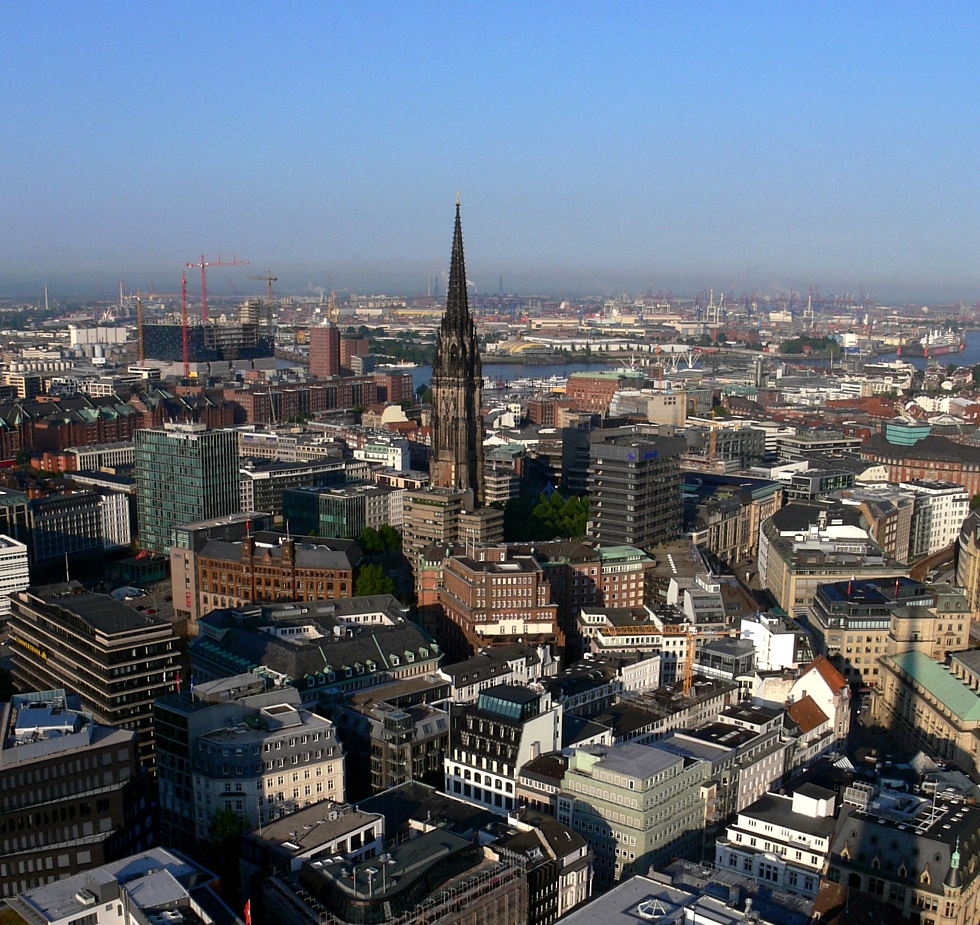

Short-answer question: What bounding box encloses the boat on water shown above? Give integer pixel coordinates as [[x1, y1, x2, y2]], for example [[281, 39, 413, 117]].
[[898, 328, 965, 358]]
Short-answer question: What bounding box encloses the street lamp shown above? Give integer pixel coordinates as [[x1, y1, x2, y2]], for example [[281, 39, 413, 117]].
[[366, 867, 378, 899]]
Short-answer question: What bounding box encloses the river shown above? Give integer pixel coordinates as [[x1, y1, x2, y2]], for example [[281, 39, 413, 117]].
[[400, 330, 980, 390], [875, 329, 980, 370], [406, 361, 615, 391]]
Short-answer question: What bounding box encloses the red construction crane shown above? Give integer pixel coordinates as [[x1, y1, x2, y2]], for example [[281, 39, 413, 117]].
[[181, 271, 190, 378], [185, 254, 249, 323]]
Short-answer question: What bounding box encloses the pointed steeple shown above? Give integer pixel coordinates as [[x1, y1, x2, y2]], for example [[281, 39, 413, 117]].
[[945, 837, 962, 889], [429, 199, 485, 505], [446, 199, 470, 323]]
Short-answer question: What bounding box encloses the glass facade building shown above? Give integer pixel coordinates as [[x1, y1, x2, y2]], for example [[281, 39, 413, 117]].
[[135, 424, 240, 555]]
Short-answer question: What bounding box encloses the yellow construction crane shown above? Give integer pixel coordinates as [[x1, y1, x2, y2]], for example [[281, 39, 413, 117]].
[[247, 271, 278, 304]]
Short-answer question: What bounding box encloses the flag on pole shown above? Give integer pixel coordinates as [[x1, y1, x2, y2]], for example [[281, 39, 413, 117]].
[[244, 899, 251, 925], [176, 669, 181, 694]]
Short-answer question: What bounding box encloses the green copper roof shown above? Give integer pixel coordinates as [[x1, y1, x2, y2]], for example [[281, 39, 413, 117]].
[[596, 545, 651, 562], [888, 650, 980, 722]]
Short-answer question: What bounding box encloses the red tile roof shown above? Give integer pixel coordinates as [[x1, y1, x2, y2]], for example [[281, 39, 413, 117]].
[[787, 694, 829, 733], [800, 654, 848, 694]]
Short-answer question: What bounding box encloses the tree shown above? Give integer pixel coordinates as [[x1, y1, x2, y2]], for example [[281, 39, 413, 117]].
[[421, 387, 433, 405], [207, 806, 247, 909], [971, 493, 980, 511], [503, 492, 589, 542], [355, 563, 397, 597], [378, 524, 402, 553], [358, 527, 385, 554], [209, 807, 247, 847]]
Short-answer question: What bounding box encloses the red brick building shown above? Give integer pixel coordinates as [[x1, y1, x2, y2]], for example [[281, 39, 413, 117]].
[[374, 371, 415, 404], [309, 324, 341, 378], [195, 535, 358, 615], [565, 371, 647, 414], [860, 432, 980, 497]]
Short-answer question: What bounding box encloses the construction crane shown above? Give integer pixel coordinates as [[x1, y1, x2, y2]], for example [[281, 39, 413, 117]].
[[186, 254, 249, 323], [181, 271, 190, 378], [247, 271, 278, 305]]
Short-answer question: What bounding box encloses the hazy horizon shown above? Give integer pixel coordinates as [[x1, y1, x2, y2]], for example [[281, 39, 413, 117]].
[[4, 4, 980, 307]]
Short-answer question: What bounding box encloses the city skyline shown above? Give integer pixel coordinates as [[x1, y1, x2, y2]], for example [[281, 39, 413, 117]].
[[3, 4, 980, 302]]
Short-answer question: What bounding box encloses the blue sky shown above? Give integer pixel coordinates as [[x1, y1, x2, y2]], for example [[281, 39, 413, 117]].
[[2, 2, 979, 301]]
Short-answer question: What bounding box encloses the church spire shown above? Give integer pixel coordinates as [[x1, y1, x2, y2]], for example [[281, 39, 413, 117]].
[[446, 199, 470, 323], [429, 200, 485, 505]]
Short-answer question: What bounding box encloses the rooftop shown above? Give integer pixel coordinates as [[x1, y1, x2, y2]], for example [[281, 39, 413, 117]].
[[578, 741, 686, 779], [884, 650, 980, 722], [27, 585, 170, 636]]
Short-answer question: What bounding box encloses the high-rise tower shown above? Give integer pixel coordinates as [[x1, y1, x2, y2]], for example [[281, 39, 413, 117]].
[[430, 201, 485, 504]]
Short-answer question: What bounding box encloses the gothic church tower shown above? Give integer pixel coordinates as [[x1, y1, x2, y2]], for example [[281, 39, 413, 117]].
[[429, 201, 485, 504]]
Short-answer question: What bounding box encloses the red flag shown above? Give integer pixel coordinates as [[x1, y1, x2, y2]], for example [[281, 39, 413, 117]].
[[176, 670, 181, 694], [244, 900, 251, 925]]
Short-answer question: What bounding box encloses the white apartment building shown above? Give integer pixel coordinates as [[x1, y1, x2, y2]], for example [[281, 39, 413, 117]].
[[193, 697, 345, 837], [740, 611, 806, 671], [715, 784, 838, 900], [67, 441, 135, 470], [353, 439, 411, 470], [902, 479, 970, 559], [445, 685, 562, 815], [0, 535, 29, 618], [99, 491, 131, 548]]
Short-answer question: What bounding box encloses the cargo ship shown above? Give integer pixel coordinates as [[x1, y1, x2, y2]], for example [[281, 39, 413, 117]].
[[897, 328, 965, 358]]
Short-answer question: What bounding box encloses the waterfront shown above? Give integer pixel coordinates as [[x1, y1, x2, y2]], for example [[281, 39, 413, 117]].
[[409, 361, 612, 391], [876, 329, 980, 370], [404, 331, 980, 391]]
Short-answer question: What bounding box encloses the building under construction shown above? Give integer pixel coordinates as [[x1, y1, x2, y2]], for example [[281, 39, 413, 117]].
[[143, 320, 275, 363]]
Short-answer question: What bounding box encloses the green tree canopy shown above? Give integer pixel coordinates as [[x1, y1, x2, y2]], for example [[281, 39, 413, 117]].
[[355, 563, 397, 597], [209, 806, 247, 847], [378, 524, 402, 552], [504, 492, 589, 542]]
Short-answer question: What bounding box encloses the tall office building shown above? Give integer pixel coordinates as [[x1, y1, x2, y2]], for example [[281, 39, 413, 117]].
[[9, 585, 180, 770], [309, 323, 341, 378], [429, 201, 485, 505], [0, 690, 148, 898], [134, 423, 239, 555], [587, 427, 685, 549]]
